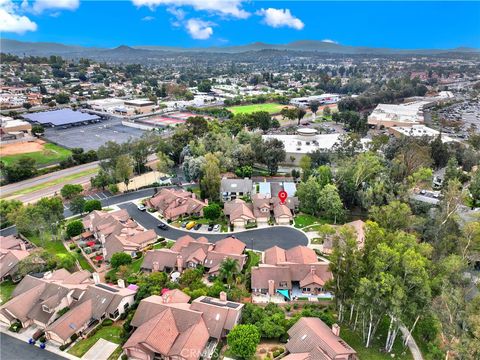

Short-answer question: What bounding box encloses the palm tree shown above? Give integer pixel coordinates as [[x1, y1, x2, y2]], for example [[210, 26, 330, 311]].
[[219, 258, 239, 287]]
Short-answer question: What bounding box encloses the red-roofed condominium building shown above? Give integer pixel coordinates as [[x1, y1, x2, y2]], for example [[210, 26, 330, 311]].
[[82, 209, 157, 261], [284, 317, 358, 360], [123, 291, 243, 360], [141, 235, 247, 276], [251, 245, 333, 302], [147, 188, 207, 220]]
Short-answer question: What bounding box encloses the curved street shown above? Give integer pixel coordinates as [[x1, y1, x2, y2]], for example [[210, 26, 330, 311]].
[[117, 202, 308, 251]]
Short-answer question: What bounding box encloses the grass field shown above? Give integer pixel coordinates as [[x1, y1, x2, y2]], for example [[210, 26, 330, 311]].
[[68, 325, 123, 357], [227, 103, 286, 115], [1, 143, 72, 166], [0, 280, 16, 305]]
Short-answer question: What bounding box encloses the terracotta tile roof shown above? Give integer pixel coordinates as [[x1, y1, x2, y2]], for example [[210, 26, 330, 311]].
[[224, 200, 255, 221], [273, 203, 293, 218], [46, 299, 93, 341], [264, 246, 286, 265], [125, 296, 210, 360], [0, 235, 25, 251], [285, 246, 318, 264], [148, 188, 207, 220], [142, 249, 178, 271], [299, 270, 326, 288], [251, 265, 291, 290], [0, 249, 29, 279], [286, 318, 356, 359], [213, 237, 245, 255]]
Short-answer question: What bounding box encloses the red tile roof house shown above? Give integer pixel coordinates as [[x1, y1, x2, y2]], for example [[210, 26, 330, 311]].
[[0, 268, 136, 346], [82, 209, 157, 261], [284, 317, 358, 360], [45, 281, 136, 345], [223, 199, 256, 229], [147, 188, 208, 221], [0, 235, 30, 282], [322, 220, 366, 256], [251, 246, 333, 302], [123, 290, 243, 360], [251, 194, 296, 226], [141, 235, 247, 276]]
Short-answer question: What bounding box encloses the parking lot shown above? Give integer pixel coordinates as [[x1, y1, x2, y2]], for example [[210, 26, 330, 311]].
[[44, 118, 145, 151]]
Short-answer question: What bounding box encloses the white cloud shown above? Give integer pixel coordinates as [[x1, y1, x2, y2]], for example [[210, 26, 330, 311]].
[[142, 15, 155, 21], [132, 0, 249, 19], [322, 39, 338, 44], [31, 0, 79, 13], [0, 0, 37, 34], [257, 8, 304, 30], [186, 18, 214, 39]]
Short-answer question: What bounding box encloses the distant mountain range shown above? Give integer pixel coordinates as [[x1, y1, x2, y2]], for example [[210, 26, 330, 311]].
[[1, 38, 479, 58]]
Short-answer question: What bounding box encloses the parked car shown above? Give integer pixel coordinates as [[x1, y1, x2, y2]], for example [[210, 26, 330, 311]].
[[194, 223, 202, 230], [137, 204, 146, 211], [213, 224, 220, 232], [420, 189, 426, 195], [181, 221, 188, 228], [157, 223, 168, 230], [186, 221, 196, 230], [207, 224, 214, 231]]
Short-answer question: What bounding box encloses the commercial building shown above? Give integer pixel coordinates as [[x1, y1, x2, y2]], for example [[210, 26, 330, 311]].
[[23, 109, 100, 128], [0, 116, 32, 141], [389, 124, 456, 143], [290, 94, 341, 107], [367, 101, 430, 128]]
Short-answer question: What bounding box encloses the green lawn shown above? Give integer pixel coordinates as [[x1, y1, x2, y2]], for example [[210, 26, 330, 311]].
[[130, 257, 143, 272], [227, 103, 286, 115], [294, 214, 327, 228], [0, 280, 16, 305], [28, 233, 69, 255], [1, 143, 72, 166], [68, 325, 123, 357], [74, 252, 94, 272], [340, 327, 413, 360]]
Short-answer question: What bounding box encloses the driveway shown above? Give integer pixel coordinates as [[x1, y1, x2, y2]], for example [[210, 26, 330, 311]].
[[0, 333, 67, 360], [82, 339, 119, 360], [118, 202, 308, 251]]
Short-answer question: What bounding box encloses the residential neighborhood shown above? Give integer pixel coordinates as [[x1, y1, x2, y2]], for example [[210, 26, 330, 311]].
[[1, 1, 480, 360]]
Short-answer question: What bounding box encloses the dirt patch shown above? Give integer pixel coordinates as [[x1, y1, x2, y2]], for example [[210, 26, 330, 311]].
[[256, 340, 286, 359], [0, 139, 46, 155]]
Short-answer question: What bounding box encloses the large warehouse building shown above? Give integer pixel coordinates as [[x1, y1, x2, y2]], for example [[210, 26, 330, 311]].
[[23, 109, 100, 128]]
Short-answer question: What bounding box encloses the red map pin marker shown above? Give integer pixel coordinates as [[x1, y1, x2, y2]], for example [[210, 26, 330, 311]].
[[278, 190, 288, 204]]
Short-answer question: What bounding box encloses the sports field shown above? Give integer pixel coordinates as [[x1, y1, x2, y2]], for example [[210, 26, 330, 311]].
[[227, 103, 286, 115], [0, 141, 72, 166]]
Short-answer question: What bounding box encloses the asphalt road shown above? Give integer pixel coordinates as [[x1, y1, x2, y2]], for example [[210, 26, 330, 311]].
[[0, 333, 67, 360], [118, 202, 308, 251]]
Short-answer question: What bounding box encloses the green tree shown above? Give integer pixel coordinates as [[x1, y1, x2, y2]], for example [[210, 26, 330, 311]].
[[66, 220, 84, 238], [201, 153, 221, 202], [203, 203, 221, 220], [31, 124, 44, 136], [60, 184, 83, 200], [261, 138, 286, 175], [318, 184, 345, 224], [296, 176, 322, 216], [299, 155, 312, 182], [444, 156, 461, 186], [296, 107, 307, 125], [0, 199, 23, 229], [309, 101, 319, 118], [1, 157, 37, 183], [156, 151, 174, 174], [84, 199, 102, 213], [115, 155, 133, 190], [69, 195, 86, 215], [110, 253, 133, 268], [227, 324, 260, 360], [55, 92, 70, 104], [219, 258, 239, 286], [469, 170, 480, 207], [370, 201, 413, 232]]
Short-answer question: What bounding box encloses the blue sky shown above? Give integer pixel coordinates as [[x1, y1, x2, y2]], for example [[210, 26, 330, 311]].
[[1, 1, 479, 49]]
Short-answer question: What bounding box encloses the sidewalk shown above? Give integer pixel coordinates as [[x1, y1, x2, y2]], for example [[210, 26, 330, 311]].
[[0, 324, 79, 359]]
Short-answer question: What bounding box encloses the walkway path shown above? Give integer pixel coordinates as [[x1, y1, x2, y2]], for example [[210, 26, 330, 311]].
[[400, 324, 424, 360]]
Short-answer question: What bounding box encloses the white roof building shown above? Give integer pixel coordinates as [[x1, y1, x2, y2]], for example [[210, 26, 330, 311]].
[[367, 101, 430, 128], [389, 125, 456, 143]]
